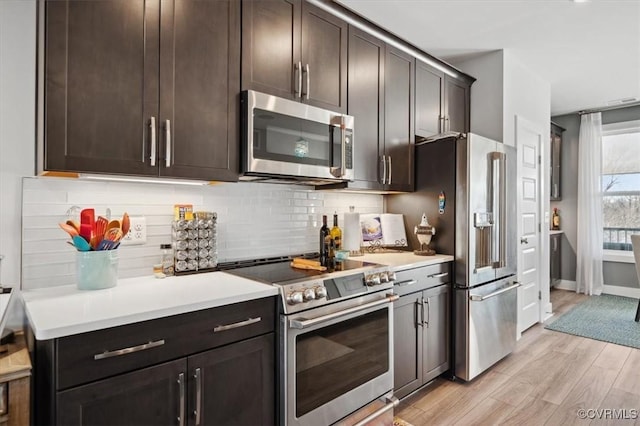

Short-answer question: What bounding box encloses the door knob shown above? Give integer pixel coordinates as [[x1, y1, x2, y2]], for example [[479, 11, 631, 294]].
[[520, 237, 529, 244]]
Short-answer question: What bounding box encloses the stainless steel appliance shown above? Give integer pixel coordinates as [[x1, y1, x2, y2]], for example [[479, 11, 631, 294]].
[[223, 256, 398, 425], [386, 133, 519, 382], [241, 90, 354, 184]]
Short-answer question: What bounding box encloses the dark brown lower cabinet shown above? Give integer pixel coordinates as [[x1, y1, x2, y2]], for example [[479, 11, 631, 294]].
[[394, 283, 450, 399], [57, 334, 274, 426]]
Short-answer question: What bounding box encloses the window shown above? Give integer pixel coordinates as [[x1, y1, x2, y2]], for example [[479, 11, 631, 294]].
[[602, 119, 640, 251]]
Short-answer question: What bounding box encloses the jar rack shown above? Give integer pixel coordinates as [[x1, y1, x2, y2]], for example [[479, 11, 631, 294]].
[[172, 211, 218, 274]]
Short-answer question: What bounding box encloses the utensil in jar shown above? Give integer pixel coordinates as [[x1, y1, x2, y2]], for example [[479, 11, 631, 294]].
[[121, 213, 130, 236], [72, 235, 92, 251], [80, 209, 95, 242], [59, 222, 79, 238], [65, 220, 80, 233], [107, 219, 121, 231]]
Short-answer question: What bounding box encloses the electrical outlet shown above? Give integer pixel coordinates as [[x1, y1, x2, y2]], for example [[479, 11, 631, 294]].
[[121, 216, 147, 245]]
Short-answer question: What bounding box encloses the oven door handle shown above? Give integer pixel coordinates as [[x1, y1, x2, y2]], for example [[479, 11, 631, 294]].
[[289, 294, 399, 330], [353, 395, 399, 426]]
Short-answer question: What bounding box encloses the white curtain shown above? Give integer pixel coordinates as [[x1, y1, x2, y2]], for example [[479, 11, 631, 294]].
[[576, 112, 604, 295]]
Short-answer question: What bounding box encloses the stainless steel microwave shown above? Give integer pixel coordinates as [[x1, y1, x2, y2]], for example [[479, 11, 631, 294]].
[[240, 90, 354, 184]]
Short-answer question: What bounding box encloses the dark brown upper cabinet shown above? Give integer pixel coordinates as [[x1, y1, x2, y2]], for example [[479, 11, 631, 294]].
[[241, 0, 348, 113], [345, 27, 414, 192], [384, 46, 415, 192], [415, 59, 470, 139], [44, 0, 239, 181]]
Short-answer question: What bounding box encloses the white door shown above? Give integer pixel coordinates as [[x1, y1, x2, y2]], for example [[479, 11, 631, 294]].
[[516, 116, 542, 333]]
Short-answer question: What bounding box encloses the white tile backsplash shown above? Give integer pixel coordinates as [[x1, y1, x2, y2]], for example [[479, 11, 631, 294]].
[[21, 177, 383, 289]]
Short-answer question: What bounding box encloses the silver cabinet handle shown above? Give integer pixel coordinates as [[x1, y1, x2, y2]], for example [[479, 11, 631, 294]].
[[303, 63, 310, 100], [290, 294, 399, 329], [381, 155, 387, 184], [194, 368, 202, 426], [397, 279, 417, 287], [149, 117, 157, 166], [420, 297, 425, 326], [93, 339, 165, 360], [213, 317, 261, 333], [296, 61, 302, 98], [387, 155, 392, 185], [165, 119, 171, 168], [415, 299, 422, 327], [177, 372, 185, 426], [353, 395, 399, 426], [470, 282, 521, 302], [428, 272, 449, 279]]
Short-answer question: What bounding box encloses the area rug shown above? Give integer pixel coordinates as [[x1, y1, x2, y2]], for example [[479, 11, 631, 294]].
[[393, 417, 414, 426], [545, 294, 640, 349]]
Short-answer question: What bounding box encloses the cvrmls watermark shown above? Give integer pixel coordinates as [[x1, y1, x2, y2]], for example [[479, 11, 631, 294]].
[[577, 408, 639, 420]]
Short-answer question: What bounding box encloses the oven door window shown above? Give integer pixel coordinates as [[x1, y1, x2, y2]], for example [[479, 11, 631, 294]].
[[253, 108, 341, 167], [295, 308, 389, 418]]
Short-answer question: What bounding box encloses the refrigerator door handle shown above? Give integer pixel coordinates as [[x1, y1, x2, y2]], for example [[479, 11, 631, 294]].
[[491, 152, 507, 269]]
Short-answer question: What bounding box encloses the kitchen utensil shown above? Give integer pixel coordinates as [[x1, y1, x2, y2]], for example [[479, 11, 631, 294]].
[[95, 216, 108, 241], [290, 261, 327, 272], [291, 258, 321, 267], [65, 220, 80, 233], [121, 213, 130, 236], [80, 209, 95, 242], [59, 222, 79, 238], [107, 220, 121, 231], [72, 235, 92, 252]]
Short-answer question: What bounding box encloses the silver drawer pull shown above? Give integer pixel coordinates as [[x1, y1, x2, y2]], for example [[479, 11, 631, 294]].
[[94, 339, 165, 360], [213, 317, 261, 333], [470, 282, 521, 302], [428, 272, 449, 279], [396, 279, 417, 287]]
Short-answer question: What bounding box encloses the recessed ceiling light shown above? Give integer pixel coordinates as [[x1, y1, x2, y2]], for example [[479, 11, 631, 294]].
[[572, 0, 589, 3]]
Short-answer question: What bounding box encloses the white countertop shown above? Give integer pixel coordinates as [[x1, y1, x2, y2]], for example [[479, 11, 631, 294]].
[[22, 272, 278, 340], [359, 252, 453, 271], [549, 230, 564, 235]]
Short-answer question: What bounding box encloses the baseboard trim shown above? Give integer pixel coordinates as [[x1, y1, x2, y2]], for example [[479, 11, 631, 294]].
[[554, 280, 576, 291], [602, 285, 640, 299]]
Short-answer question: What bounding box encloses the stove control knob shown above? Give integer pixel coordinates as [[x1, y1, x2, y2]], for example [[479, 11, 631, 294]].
[[303, 288, 316, 302], [379, 272, 389, 283], [366, 274, 381, 286], [387, 271, 396, 282], [314, 286, 327, 299], [287, 291, 304, 305]]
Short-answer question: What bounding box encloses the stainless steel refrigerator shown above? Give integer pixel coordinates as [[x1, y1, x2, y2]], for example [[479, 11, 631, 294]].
[[386, 133, 519, 381]]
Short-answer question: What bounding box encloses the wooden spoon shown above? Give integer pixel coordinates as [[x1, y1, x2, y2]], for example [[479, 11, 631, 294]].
[[107, 219, 121, 231], [59, 222, 79, 238], [121, 213, 130, 236]]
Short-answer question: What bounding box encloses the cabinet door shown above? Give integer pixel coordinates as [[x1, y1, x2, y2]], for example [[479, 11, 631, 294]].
[[550, 234, 561, 286], [393, 293, 422, 399], [45, 0, 159, 176], [550, 124, 563, 200], [241, 0, 301, 101], [347, 26, 385, 190], [422, 284, 450, 383], [444, 76, 469, 134], [159, 0, 239, 181], [301, 2, 347, 113], [189, 334, 275, 426], [384, 46, 415, 192], [57, 358, 187, 425], [415, 60, 444, 139]]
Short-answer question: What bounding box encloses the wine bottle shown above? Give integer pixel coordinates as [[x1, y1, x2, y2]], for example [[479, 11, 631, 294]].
[[552, 208, 560, 230], [330, 212, 342, 258], [319, 215, 330, 263]]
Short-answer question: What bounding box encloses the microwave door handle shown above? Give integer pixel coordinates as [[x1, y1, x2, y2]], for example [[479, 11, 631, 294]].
[[329, 116, 347, 178]]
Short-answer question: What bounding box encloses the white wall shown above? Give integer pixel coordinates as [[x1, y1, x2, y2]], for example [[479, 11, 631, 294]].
[[450, 50, 504, 143], [0, 0, 37, 288], [22, 177, 383, 290]]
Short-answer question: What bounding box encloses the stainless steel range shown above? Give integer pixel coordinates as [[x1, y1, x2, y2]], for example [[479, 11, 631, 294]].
[[223, 256, 399, 426]]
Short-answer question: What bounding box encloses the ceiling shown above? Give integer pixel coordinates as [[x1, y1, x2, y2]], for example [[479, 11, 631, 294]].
[[336, 0, 640, 116]]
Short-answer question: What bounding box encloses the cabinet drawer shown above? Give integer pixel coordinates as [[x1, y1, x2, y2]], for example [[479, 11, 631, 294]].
[[56, 297, 276, 390], [394, 262, 450, 296]]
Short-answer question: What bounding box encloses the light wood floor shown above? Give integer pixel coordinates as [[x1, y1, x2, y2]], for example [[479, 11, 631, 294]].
[[396, 289, 640, 426]]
